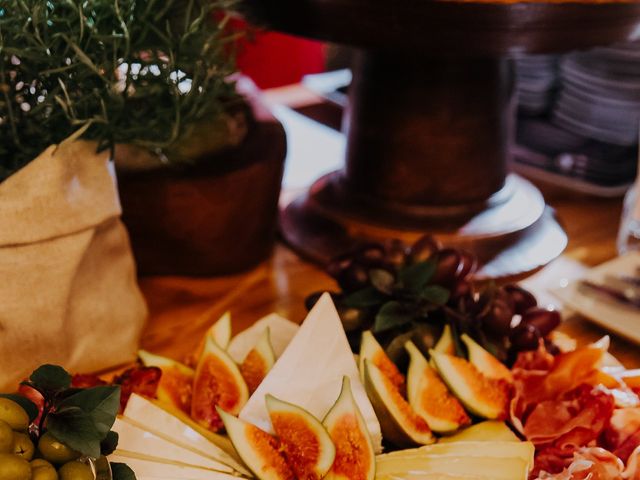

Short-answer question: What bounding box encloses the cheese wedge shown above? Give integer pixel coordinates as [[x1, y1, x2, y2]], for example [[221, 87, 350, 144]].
[[438, 421, 519, 443], [113, 417, 235, 474], [109, 453, 242, 479], [376, 455, 529, 480], [227, 313, 299, 363], [122, 394, 250, 477], [377, 441, 534, 471], [239, 293, 382, 452]]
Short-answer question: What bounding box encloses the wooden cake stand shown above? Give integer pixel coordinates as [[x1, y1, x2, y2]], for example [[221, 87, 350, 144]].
[[243, 0, 640, 278]]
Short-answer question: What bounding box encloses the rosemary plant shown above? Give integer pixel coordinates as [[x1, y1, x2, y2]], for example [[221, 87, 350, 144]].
[[0, 0, 239, 181]]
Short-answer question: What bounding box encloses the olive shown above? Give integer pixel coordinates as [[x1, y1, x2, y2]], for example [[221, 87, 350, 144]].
[[0, 399, 29, 432], [521, 308, 561, 337], [13, 432, 34, 461], [0, 420, 13, 453], [0, 453, 31, 480], [37, 433, 80, 465], [58, 462, 93, 480], [29, 461, 57, 480], [503, 284, 537, 315]]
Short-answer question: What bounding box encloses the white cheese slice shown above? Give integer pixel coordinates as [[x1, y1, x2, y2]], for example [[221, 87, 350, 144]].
[[109, 453, 241, 479], [122, 394, 250, 477], [113, 417, 235, 474], [239, 293, 382, 452], [227, 313, 299, 363]]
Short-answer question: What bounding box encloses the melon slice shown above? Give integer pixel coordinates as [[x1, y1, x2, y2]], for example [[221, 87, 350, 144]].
[[240, 328, 276, 394], [405, 342, 470, 434], [359, 331, 405, 393], [122, 394, 249, 475], [363, 360, 435, 447], [138, 350, 195, 414], [191, 336, 249, 432], [430, 351, 511, 420], [265, 395, 336, 480], [460, 334, 512, 382], [323, 377, 375, 480], [219, 408, 295, 480], [433, 325, 456, 356], [438, 421, 519, 443]]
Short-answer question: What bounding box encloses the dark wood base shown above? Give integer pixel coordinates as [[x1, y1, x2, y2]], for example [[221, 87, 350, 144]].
[[280, 172, 567, 279]]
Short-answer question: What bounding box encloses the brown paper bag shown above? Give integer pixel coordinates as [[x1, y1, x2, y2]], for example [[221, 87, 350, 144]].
[[0, 140, 147, 390]]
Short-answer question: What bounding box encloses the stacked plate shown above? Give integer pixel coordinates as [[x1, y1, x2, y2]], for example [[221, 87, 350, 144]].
[[515, 55, 559, 115]]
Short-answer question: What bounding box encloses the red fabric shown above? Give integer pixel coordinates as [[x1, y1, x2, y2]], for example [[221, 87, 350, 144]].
[[231, 19, 325, 89]]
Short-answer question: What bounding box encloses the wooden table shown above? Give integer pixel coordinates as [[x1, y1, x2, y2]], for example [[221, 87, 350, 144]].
[[137, 92, 638, 370]]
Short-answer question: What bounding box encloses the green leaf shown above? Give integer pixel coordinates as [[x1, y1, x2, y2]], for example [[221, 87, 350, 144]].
[[29, 365, 72, 393], [0, 394, 39, 423], [46, 406, 101, 458], [58, 386, 120, 438], [100, 430, 119, 456], [398, 259, 437, 292], [110, 463, 137, 480], [420, 285, 450, 305], [369, 269, 395, 294], [373, 301, 413, 334], [343, 286, 385, 308]]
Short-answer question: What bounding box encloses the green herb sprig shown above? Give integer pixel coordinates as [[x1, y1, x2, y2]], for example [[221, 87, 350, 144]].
[[2, 364, 134, 480], [0, 0, 239, 181]]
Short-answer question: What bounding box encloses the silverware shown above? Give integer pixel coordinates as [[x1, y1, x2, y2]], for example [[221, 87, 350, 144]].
[[578, 279, 640, 310]]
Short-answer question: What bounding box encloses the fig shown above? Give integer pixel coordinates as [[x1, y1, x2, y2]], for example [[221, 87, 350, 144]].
[[461, 335, 513, 383], [430, 351, 511, 420], [405, 342, 470, 434], [433, 324, 456, 356], [239, 328, 276, 394], [218, 408, 295, 480], [363, 360, 434, 447], [191, 336, 249, 432], [138, 349, 195, 414], [359, 331, 405, 394], [265, 395, 336, 480], [188, 311, 233, 366], [322, 377, 375, 480]]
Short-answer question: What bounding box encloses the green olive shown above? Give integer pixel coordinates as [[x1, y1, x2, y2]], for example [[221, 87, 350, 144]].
[[58, 462, 93, 480], [37, 434, 80, 465], [0, 420, 13, 453], [0, 399, 29, 432], [29, 460, 57, 480], [13, 432, 35, 461], [0, 453, 31, 480]]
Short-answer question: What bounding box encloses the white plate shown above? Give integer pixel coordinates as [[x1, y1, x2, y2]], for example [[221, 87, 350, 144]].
[[551, 252, 640, 344]]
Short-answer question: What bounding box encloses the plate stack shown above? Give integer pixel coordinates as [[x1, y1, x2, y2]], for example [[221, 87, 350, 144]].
[[512, 42, 640, 195]]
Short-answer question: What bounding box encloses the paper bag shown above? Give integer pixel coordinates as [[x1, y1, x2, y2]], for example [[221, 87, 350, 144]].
[[0, 140, 147, 390]]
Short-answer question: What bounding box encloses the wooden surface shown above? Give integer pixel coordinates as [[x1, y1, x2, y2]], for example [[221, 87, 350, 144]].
[[137, 178, 638, 369]]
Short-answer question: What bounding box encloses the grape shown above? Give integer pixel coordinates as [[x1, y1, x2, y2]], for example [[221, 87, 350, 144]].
[[326, 254, 352, 279], [383, 239, 409, 269], [37, 433, 80, 465], [457, 250, 477, 279], [480, 289, 515, 336], [521, 308, 561, 337], [337, 306, 368, 332], [504, 284, 537, 315], [335, 262, 369, 292], [0, 454, 31, 480], [0, 421, 12, 454], [409, 236, 440, 264], [0, 399, 29, 432], [511, 323, 542, 351], [58, 462, 93, 480], [354, 244, 388, 269], [12, 432, 34, 461], [432, 249, 463, 288]]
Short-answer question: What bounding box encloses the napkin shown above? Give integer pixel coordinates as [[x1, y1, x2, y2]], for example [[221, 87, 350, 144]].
[[239, 293, 383, 452]]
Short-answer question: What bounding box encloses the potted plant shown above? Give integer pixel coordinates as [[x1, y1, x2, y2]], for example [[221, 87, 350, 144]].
[[0, 0, 284, 388]]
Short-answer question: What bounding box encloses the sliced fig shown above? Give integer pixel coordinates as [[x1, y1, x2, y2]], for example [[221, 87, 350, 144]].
[[461, 334, 513, 382], [218, 408, 295, 480], [363, 359, 435, 447], [359, 331, 405, 393], [265, 395, 336, 480], [138, 350, 195, 414], [430, 351, 511, 420], [405, 341, 470, 434], [240, 328, 276, 394], [433, 325, 456, 356], [323, 377, 375, 480], [189, 311, 233, 366], [191, 336, 249, 432]]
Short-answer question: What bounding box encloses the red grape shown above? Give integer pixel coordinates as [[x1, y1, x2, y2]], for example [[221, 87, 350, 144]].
[[336, 262, 369, 291], [432, 249, 463, 288], [503, 284, 537, 315], [481, 296, 515, 335], [409, 235, 441, 264], [511, 323, 542, 351], [521, 307, 561, 337], [383, 239, 410, 268]]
